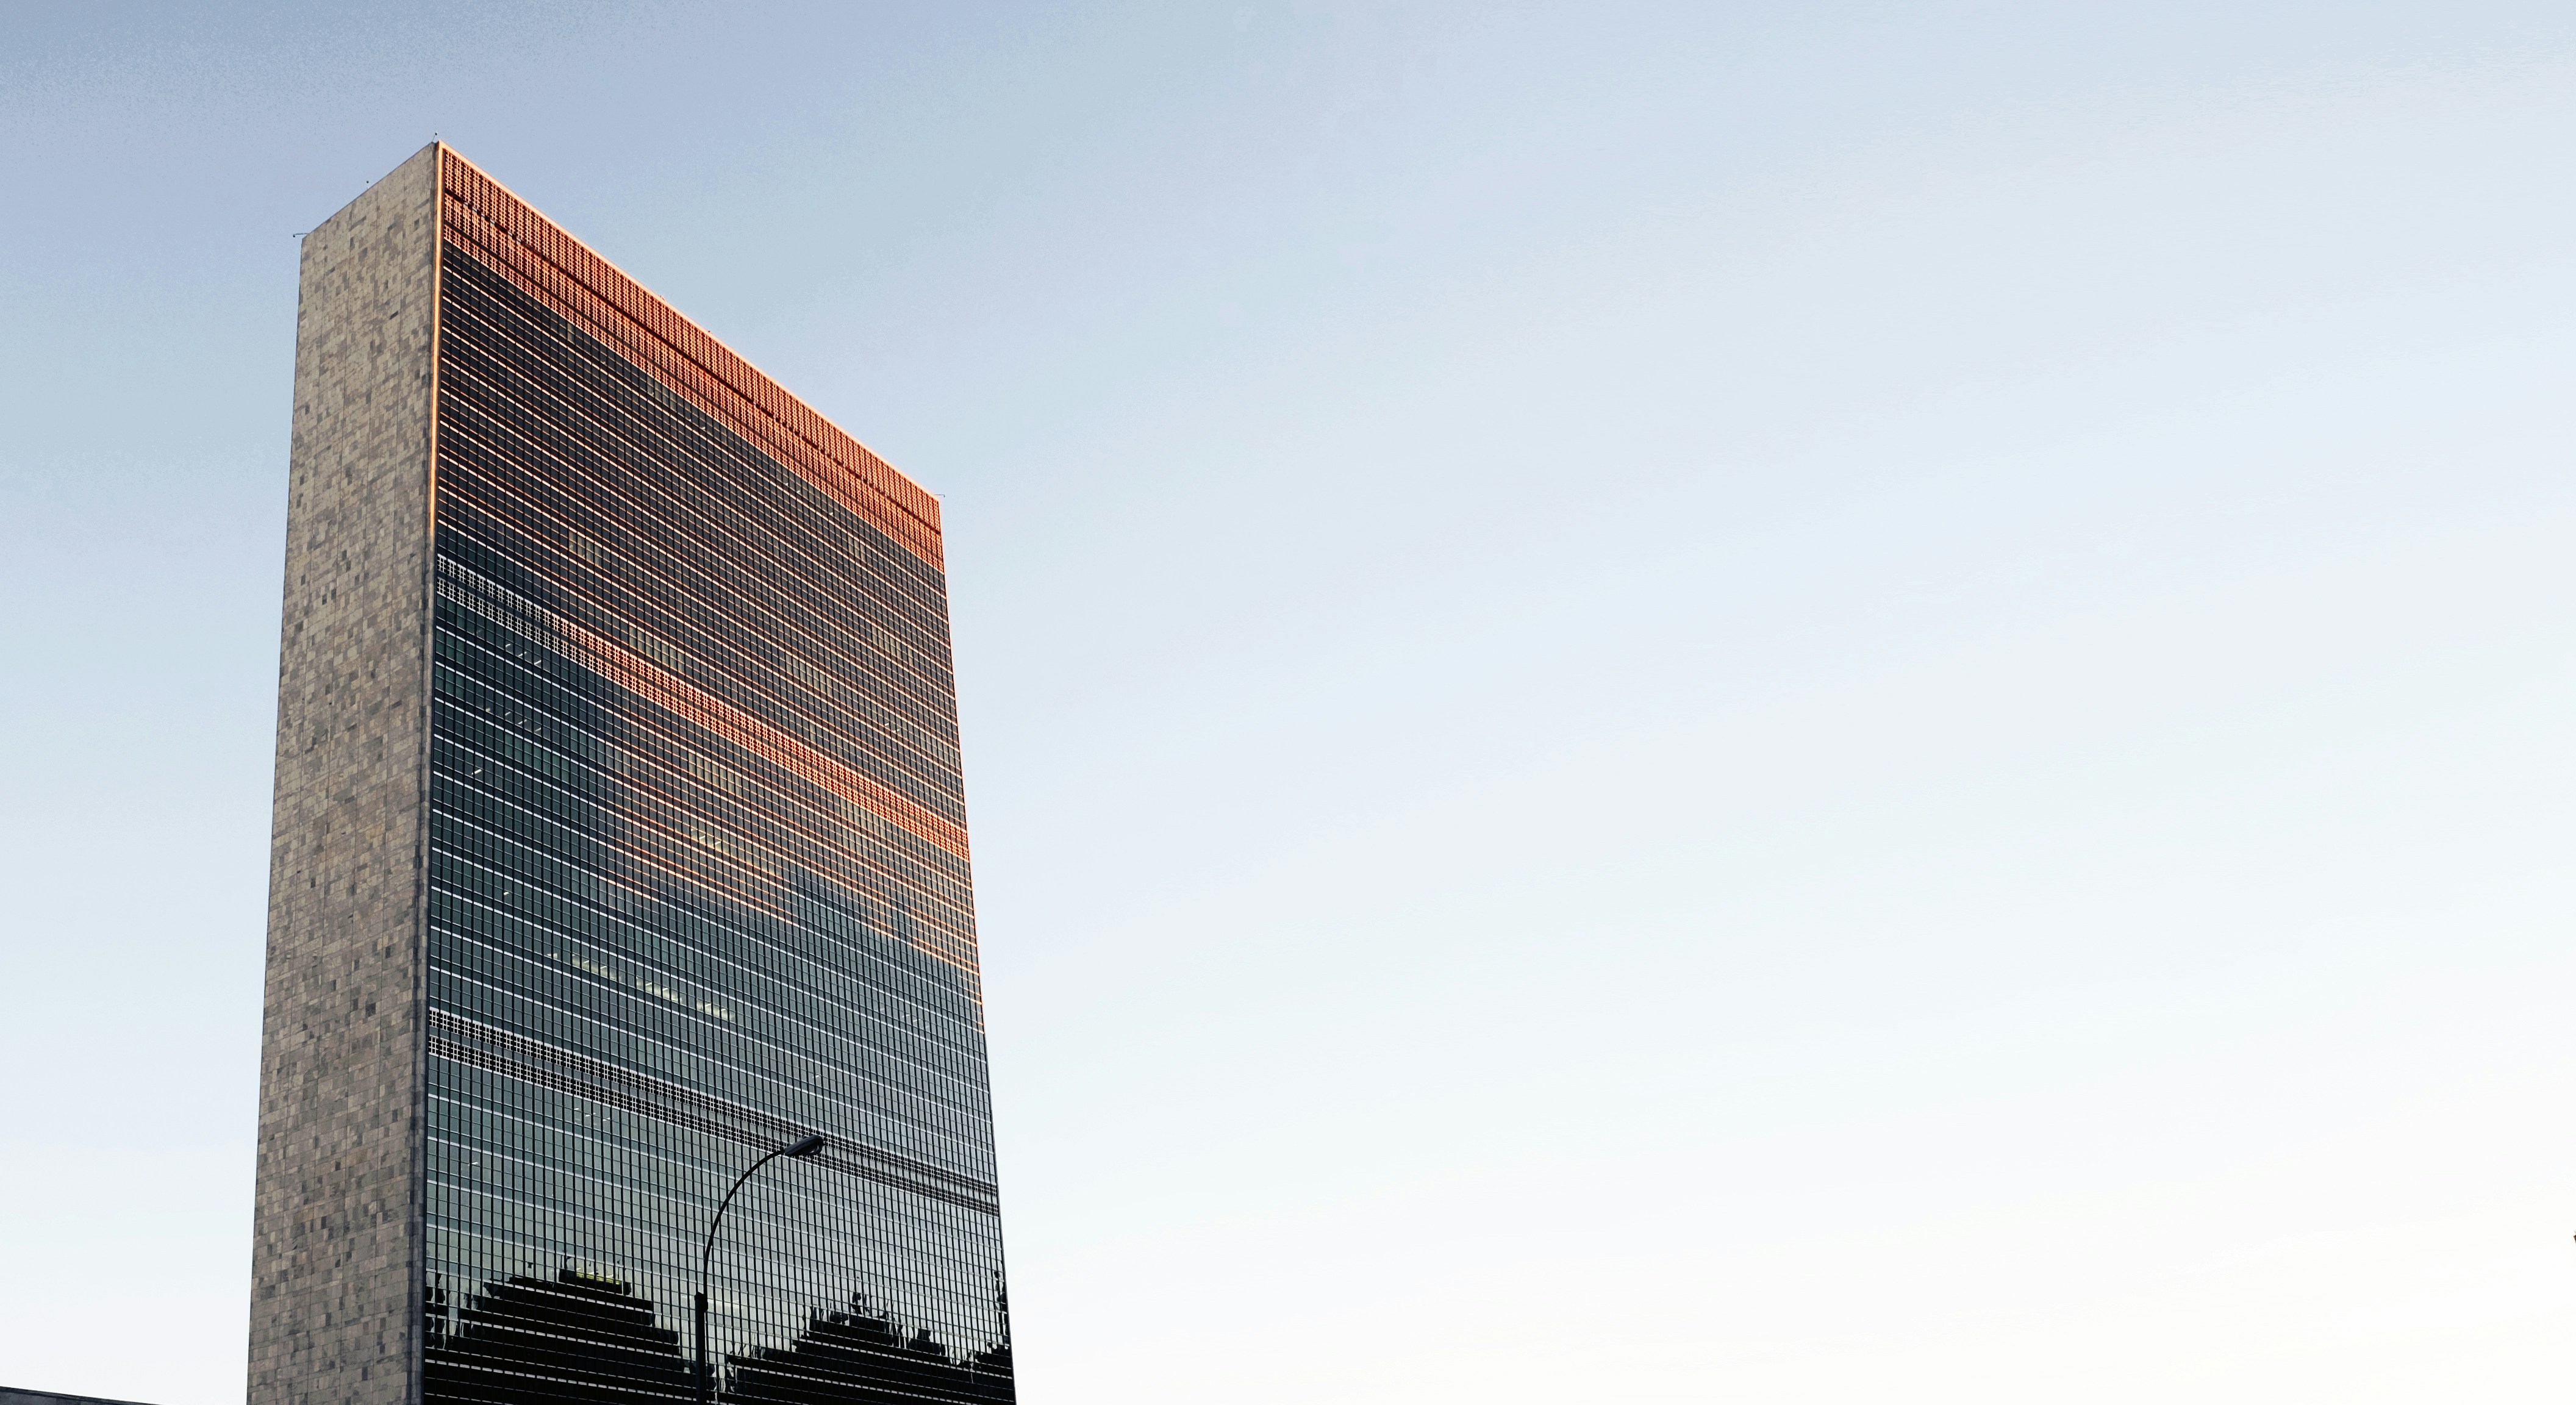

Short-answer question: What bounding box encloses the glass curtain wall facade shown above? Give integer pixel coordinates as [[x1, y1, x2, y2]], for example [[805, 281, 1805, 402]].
[[250, 145, 1012, 1405]]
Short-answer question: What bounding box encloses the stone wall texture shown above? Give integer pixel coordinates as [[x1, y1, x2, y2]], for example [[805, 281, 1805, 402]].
[[245, 141, 443, 1405]]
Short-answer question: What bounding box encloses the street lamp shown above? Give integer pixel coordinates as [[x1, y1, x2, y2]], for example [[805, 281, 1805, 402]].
[[696, 1134, 829, 1405]]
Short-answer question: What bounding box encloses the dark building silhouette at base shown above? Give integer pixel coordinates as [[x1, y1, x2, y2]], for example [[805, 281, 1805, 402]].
[[426, 1271, 1011, 1405], [426, 1271, 687, 1405], [729, 1293, 1012, 1404]]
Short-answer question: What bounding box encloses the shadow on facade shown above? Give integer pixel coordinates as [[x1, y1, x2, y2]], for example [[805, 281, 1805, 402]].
[[424, 1270, 1013, 1404]]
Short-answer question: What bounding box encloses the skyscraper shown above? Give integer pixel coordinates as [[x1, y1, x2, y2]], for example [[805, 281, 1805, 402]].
[[249, 145, 1014, 1405]]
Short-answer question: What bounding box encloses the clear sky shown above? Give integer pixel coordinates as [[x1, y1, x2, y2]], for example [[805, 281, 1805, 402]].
[[4, 2, 2574, 1400]]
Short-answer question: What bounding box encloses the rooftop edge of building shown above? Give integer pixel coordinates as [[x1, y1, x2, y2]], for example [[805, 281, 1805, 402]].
[[2, 1387, 167, 1405], [313, 142, 946, 570]]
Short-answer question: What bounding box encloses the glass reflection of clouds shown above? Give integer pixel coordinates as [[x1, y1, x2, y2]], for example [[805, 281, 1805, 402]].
[[418, 159, 1015, 1405]]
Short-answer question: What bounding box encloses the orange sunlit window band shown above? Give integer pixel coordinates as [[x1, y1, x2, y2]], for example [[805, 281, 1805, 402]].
[[419, 156, 1013, 1405]]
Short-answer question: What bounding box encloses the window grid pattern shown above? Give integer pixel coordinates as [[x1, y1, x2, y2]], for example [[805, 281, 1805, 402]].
[[438, 148, 943, 568], [421, 240, 1013, 1405]]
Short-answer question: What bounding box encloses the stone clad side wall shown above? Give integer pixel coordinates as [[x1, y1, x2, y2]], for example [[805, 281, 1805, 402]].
[[246, 141, 443, 1405]]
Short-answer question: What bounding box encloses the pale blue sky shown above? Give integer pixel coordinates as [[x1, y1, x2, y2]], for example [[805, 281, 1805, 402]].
[[5, 3, 2576, 1401]]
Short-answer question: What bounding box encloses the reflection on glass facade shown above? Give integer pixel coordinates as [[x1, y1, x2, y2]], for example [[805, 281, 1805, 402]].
[[252, 145, 1013, 1405]]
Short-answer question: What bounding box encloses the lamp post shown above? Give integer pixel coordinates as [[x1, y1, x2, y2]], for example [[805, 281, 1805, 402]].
[[696, 1134, 828, 1405]]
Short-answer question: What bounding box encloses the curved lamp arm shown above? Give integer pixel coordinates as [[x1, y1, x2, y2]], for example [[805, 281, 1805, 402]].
[[695, 1135, 828, 1405]]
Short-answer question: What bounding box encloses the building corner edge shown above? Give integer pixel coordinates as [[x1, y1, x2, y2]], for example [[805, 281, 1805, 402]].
[[246, 140, 444, 1405]]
